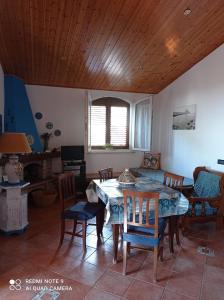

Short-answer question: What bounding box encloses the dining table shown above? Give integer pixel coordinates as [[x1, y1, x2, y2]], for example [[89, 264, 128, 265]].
[[86, 176, 189, 263]]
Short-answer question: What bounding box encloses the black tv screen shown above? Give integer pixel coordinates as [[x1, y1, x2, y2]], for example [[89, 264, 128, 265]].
[[61, 145, 84, 161]]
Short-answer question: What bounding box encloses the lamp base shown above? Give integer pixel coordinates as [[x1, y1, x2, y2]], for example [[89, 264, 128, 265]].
[[4, 155, 23, 184]]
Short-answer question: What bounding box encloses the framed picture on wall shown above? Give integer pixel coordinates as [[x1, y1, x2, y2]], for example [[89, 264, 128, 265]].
[[172, 104, 196, 130]]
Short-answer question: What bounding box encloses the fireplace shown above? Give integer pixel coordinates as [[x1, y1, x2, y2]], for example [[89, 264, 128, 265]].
[[0, 152, 61, 194], [24, 163, 42, 183], [23, 157, 54, 183], [21, 152, 60, 193]]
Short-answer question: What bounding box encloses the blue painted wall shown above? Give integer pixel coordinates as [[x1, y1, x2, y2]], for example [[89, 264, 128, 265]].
[[4, 75, 43, 152]]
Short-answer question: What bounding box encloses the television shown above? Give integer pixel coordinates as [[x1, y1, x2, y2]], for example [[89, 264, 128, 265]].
[[61, 145, 84, 161]]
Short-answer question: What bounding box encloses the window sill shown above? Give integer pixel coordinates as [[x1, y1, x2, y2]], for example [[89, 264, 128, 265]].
[[87, 149, 136, 154]]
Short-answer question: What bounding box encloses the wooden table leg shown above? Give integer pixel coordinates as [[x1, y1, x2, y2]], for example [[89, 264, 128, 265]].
[[112, 224, 119, 264], [168, 216, 180, 253], [96, 207, 105, 238]]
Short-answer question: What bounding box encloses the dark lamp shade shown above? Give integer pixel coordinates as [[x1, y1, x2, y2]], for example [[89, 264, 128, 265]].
[[0, 133, 32, 154]]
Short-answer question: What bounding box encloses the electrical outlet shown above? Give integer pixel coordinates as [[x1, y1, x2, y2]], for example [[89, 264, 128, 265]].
[[217, 159, 224, 165]]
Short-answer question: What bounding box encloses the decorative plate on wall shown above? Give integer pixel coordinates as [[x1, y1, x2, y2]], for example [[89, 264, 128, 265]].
[[54, 129, 61, 136], [35, 112, 43, 120], [46, 122, 53, 129]]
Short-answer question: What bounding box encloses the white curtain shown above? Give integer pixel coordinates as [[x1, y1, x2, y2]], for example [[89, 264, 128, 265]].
[[134, 99, 151, 150]]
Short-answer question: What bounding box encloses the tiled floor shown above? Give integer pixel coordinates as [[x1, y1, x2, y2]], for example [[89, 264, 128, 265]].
[[0, 201, 224, 300]]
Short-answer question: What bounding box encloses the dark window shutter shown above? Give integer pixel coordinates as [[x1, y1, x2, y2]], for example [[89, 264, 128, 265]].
[[90, 97, 130, 149]]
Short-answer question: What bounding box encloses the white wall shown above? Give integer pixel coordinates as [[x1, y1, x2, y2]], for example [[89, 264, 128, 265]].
[[26, 85, 149, 173], [152, 43, 224, 179], [26, 85, 85, 148]]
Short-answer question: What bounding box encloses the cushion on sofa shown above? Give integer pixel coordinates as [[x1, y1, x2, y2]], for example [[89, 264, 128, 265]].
[[141, 152, 161, 170], [187, 201, 218, 217], [194, 171, 221, 198]]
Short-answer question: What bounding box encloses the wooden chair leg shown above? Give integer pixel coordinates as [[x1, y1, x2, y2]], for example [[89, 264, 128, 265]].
[[101, 208, 105, 235], [119, 224, 124, 238], [159, 245, 164, 262], [72, 220, 77, 239], [182, 217, 190, 235], [175, 217, 181, 246], [59, 218, 65, 246], [216, 214, 224, 230], [119, 224, 124, 249], [153, 246, 158, 282], [123, 241, 128, 275], [82, 221, 87, 252], [168, 217, 174, 253]]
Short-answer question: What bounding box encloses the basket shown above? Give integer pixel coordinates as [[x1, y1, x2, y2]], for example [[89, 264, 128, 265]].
[[31, 189, 57, 207]]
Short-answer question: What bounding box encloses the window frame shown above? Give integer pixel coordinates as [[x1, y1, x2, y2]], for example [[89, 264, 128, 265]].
[[89, 97, 130, 150], [132, 97, 152, 151]]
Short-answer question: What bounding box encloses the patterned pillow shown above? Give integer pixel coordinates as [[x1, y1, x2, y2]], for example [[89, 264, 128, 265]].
[[141, 152, 161, 170], [194, 171, 220, 198]]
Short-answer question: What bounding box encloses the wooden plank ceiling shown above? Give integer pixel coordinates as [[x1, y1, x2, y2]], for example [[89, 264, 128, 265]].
[[0, 0, 224, 94]]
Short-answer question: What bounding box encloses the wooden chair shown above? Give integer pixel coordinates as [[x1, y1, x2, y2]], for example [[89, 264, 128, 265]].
[[163, 171, 184, 188], [163, 172, 184, 252], [98, 168, 113, 181], [122, 190, 166, 282], [58, 172, 105, 251], [98, 167, 123, 237], [181, 166, 224, 231]]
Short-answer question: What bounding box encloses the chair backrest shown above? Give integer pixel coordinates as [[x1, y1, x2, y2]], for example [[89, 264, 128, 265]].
[[58, 172, 76, 211], [123, 190, 160, 238], [98, 168, 113, 181], [163, 171, 184, 188]]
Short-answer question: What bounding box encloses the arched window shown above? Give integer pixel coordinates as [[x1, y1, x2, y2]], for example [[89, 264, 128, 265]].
[[89, 97, 130, 149]]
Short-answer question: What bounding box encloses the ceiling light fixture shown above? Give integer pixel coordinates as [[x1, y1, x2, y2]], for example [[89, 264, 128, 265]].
[[184, 8, 191, 16]]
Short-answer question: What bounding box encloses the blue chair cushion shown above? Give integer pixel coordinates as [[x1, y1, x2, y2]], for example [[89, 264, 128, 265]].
[[187, 201, 218, 217], [194, 171, 220, 198], [63, 201, 104, 220], [123, 217, 167, 247]]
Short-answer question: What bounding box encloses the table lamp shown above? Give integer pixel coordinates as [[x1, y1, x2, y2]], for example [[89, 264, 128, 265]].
[[0, 133, 32, 184]]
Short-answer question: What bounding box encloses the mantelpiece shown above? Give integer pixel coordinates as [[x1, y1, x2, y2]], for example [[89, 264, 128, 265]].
[[0, 152, 61, 194], [0, 151, 60, 166]]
